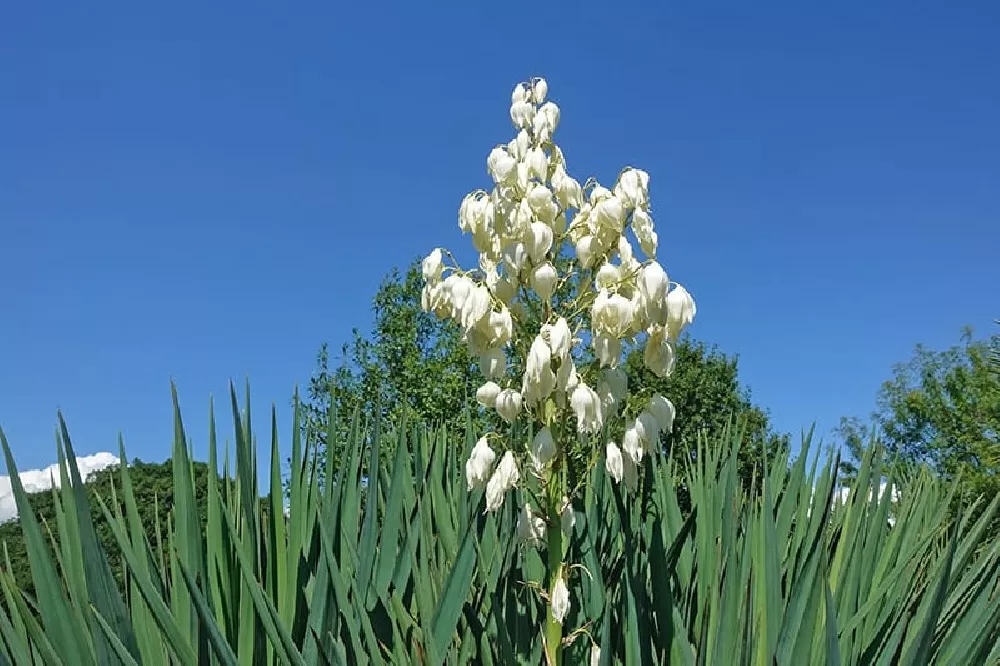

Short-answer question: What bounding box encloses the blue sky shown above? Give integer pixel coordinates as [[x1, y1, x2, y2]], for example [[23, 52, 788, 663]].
[[1, 1, 997, 482]]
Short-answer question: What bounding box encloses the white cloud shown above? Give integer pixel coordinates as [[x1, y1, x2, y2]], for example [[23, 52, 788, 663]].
[[0, 452, 120, 524]]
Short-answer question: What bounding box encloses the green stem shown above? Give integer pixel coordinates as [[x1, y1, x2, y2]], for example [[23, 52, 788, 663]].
[[543, 458, 566, 666]]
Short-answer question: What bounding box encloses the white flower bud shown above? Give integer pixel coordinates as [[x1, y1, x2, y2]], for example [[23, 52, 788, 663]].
[[516, 161, 530, 191], [631, 208, 658, 258], [546, 317, 572, 358], [525, 335, 552, 380], [575, 235, 596, 268], [570, 383, 603, 434], [595, 262, 620, 290], [487, 146, 517, 184], [531, 262, 558, 300], [527, 221, 554, 263], [466, 437, 496, 490], [422, 248, 444, 284], [589, 184, 613, 204], [476, 381, 501, 408], [665, 285, 696, 339], [618, 235, 640, 273], [615, 168, 650, 210], [638, 261, 669, 323], [485, 451, 519, 511], [446, 274, 473, 319], [494, 272, 518, 304], [531, 427, 557, 470], [510, 100, 536, 131], [526, 147, 548, 181], [647, 394, 676, 434], [643, 326, 676, 378], [503, 242, 529, 275], [495, 389, 523, 423], [555, 357, 579, 400], [517, 503, 546, 547], [591, 646, 601, 666], [606, 441, 624, 483], [532, 77, 548, 104], [479, 348, 506, 380], [596, 367, 627, 415], [551, 576, 570, 624], [559, 496, 575, 537]]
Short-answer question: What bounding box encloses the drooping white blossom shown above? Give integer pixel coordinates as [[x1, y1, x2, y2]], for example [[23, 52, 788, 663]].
[[570, 383, 603, 434], [606, 441, 624, 484], [531, 427, 557, 471], [665, 285, 697, 339], [517, 503, 546, 547], [485, 451, 519, 512], [466, 437, 497, 490], [551, 576, 571, 624], [531, 262, 558, 300], [647, 394, 676, 433], [476, 381, 501, 408], [495, 389, 523, 423], [644, 326, 676, 378], [479, 348, 506, 380]]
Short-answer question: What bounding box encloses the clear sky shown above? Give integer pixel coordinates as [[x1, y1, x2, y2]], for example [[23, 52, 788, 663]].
[[1, 2, 998, 484]]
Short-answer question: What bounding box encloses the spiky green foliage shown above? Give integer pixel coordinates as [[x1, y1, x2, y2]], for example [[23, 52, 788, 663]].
[[1, 384, 999, 664]]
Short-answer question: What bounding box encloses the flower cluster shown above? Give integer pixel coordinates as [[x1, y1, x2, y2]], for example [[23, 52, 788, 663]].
[[422, 77, 696, 632]]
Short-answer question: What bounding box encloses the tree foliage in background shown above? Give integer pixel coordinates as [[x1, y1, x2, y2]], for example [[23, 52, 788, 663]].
[[839, 325, 1000, 507], [0, 459, 211, 600], [304, 259, 787, 490]]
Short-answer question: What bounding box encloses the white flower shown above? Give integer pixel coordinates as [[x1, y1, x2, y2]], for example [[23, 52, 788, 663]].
[[531, 427, 557, 470], [591, 289, 633, 338], [592, 333, 622, 368], [555, 357, 580, 399], [527, 221, 554, 263], [511, 199, 533, 238], [487, 308, 513, 346], [466, 437, 496, 490], [665, 285, 696, 339], [570, 383, 603, 433], [647, 394, 676, 433], [618, 235, 640, 274], [593, 195, 626, 233], [631, 209, 658, 258], [527, 184, 558, 224], [595, 263, 620, 290], [476, 381, 501, 408], [644, 326, 676, 378], [461, 285, 492, 331], [510, 129, 531, 160], [615, 168, 650, 210], [525, 335, 553, 381], [495, 389, 523, 423], [534, 102, 559, 142], [559, 496, 575, 538], [485, 451, 519, 511], [479, 348, 506, 380], [606, 441, 624, 483], [532, 77, 548, 104], [517, 503, 546, 547], [494, 272, 517, 304], [526, 147, 548, 181], [531, 262, 558, 300], [544, 317, 572, 359], [444, 274, 473, 319], [487, 146, 517, 184], [510, 100, 536, 130], [575, 235, 597, 268], [522, 336, 556, 405], [596, 367, 627, 415], [503, 242, 529, 275], [511, 82, 529, 105], [638, 261, 669, 323], [422, 248, 444, 284], [622, 425, 643, 464], [590, 645, 601, 666], [552, 166, 583, 209], [551, 577, 570, 624], [634, 410, 659, 448]]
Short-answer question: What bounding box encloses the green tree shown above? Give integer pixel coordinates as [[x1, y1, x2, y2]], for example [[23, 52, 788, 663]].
[[304, 259, 786, 490], [839, 326, 1000, 504]]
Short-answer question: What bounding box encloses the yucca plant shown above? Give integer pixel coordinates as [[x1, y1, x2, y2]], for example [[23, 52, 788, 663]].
[[2, 382, 999, 664]]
